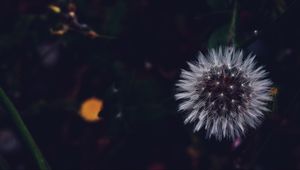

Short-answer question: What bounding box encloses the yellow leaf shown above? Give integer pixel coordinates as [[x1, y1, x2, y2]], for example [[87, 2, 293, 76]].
[[48, 4, 61, 14]]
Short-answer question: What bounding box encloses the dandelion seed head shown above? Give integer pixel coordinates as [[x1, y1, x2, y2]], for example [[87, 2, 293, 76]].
[[175, 47, 273, 140]]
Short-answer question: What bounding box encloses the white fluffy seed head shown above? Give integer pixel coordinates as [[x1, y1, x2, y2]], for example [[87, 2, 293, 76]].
[[175, 47, 273, 141]]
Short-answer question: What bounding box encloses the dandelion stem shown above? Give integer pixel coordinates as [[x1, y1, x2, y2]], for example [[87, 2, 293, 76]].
[[0, 88, 49, 170], [228, 0, 238, 45]]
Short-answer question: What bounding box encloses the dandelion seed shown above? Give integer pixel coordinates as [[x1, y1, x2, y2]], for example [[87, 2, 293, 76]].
[[175, 47, 272, 140]]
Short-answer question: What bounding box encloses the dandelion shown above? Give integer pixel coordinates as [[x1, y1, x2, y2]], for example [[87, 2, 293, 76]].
[[175, 47, 272, 140]]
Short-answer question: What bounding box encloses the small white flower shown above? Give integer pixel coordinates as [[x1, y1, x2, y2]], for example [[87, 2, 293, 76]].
[[175, 47, 272, 140]]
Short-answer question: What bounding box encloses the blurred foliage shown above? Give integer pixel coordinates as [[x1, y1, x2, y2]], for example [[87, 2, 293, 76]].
[[208, 24, 231, 48], [207, 0, 232, 10]]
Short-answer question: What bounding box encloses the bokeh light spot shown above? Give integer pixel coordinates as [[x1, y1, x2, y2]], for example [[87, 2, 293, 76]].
[[79, 97, 103, 122]]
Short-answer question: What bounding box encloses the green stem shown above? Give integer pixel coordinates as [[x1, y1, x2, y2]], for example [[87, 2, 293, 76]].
[[0, 88, 49, 170], [228, 0, 238, 45]]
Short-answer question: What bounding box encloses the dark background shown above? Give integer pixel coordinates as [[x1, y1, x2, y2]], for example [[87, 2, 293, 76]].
[[0, 0, 300, 169]]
